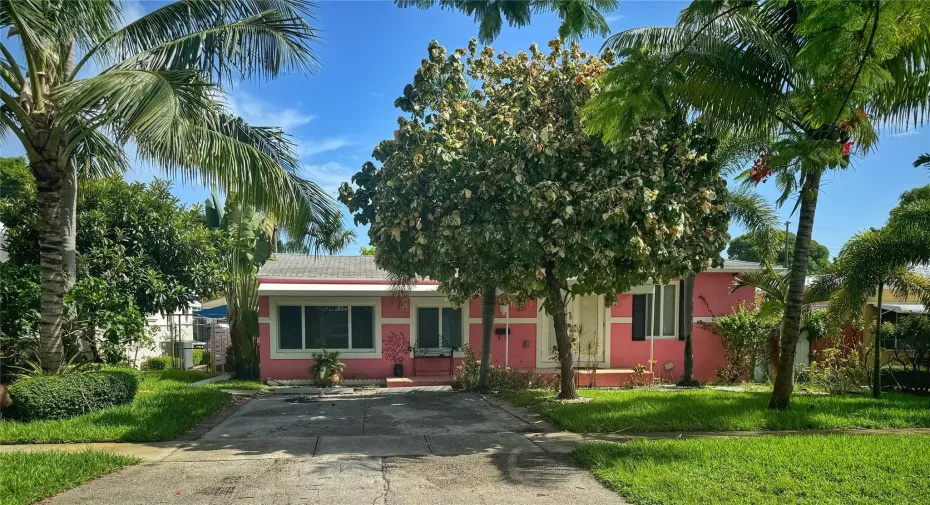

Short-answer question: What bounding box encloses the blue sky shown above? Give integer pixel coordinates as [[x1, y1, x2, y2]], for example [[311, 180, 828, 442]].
[[2, 1, 928, 257]]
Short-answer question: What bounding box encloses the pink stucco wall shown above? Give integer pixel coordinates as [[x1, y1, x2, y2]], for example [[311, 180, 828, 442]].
[[607, 272, 753, 382], [258, 271, 755, 383]]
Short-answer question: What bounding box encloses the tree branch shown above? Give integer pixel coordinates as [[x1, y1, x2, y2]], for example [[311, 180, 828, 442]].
[[831, 1, 880, 128]]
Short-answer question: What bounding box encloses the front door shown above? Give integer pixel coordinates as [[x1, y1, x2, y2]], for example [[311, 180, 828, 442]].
[[538, 294, 606, 366]]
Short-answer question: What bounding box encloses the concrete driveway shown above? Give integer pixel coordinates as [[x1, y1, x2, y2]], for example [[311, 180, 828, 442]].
[[45, 390, 627, 504]]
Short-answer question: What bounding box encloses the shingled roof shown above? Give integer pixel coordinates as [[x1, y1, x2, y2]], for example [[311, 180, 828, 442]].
[[258, 254, 390, 280], [258, 254, 765, 281]]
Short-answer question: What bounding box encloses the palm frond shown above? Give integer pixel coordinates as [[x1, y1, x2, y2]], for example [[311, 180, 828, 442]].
[[727, 187, 779, 263], [914, 153, 930, 169], [70, 128, 130, 179], [85, 0, 319, 82]]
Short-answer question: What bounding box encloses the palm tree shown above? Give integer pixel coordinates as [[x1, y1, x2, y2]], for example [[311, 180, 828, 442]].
[[0, 0, 342, 372], [915, 154, 930, 170], [585, 0, 930, 409], [396, 0, 618, 42], [809, 186, 930, 397]]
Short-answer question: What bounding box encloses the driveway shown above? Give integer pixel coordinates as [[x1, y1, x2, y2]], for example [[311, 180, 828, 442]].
[[45, 390, 627, 504]]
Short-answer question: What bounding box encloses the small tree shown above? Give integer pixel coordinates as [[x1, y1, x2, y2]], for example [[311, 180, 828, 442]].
[[729, 231, 831, 274], [343, 40, 731, 399], [701, 302, 775, 383]]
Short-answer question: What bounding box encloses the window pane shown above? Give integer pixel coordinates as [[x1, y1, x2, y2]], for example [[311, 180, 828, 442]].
[[306, 306, 349, 349], [652, 286, 661, 336], [662, 285, 676, 336], [441, 307, 462, 348], [351, 306, 374, 349], [417, 307, 440, 347], [279, 306, 303, 349]]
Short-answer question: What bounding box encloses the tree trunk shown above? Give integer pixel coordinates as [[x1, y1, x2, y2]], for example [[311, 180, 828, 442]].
[[872, 281, 883, 398], [679, 274, 697, 386], [478, 285, 495, 391], [545, 265, 577, 400], [59, 160, 78, 290], [36, 175, 66, 372], [769, 170, 822, 410]]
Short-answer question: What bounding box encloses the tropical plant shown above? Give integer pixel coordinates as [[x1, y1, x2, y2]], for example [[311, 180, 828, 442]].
[[359, 246, 376, 256], [729, 231, 831, 273], [396, 0, 617, 42], [342, 39, 732, 399], [309, 349, 345, 387], [809, 187, 930, 397], [700, 302, 775, 383], [882, 315, 930, 374], [0, 0, 339, 372], [585, 0, 930, 408], [204, 193, 353, 379], [731, 263, 830, 377]]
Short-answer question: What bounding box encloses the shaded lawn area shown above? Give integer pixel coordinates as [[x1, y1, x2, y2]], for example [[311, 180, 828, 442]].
[[575, 435, 930, 505], [502, 389, 930, 432], [0, 372, 230, 444], [0, 450, 139, 505]]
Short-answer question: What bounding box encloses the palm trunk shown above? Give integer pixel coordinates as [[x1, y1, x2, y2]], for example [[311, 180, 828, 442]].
[[59, 161, 78, 290], [36, 175, 66, 372], [478, 285, 495, 391], [872, 281, 883, 398], [545, 264, 577, 400], [769, 170, 822, 409]]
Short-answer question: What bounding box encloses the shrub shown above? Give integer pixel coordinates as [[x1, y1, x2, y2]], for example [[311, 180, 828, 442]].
[[451, 345, 552, 392], [701, 302, 775, 383], [7, 370, 139, 420], [145, 356, 174, 371], [310, 350, 345, 387], [809, 347, 867, 394], [193, 348, 212, 367]]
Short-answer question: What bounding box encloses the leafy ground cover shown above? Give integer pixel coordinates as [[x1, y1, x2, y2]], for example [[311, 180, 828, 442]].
[[203, 379, 269, 391], [0, 371, 229, 444], [0, 450, 139, 505], [502, 389, 930, 432], [575, 435, 930, 505]]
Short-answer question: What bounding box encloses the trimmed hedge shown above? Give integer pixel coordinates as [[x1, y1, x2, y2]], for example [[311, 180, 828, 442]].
[[8, 370, 139, 421], [145, 356, 174, 371]]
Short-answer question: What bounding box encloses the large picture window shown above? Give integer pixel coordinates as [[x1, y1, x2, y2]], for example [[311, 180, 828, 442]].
[[277, 304, 374, 351]]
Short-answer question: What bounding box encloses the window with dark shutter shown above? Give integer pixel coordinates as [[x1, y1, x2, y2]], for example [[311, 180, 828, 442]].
[[632, 294, 646, 341]]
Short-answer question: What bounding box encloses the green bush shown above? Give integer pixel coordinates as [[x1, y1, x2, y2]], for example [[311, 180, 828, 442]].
[[8, 370, 139, 421], [452, 345, 552, 392], [809, 347, 867, 395], [144, 356, 174, 371], [193, 348, 211, 367]]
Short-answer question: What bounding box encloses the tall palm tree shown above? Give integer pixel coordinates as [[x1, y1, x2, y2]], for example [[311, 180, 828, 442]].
[[585, 0, 930, 409], [0, 0, 341, 372]]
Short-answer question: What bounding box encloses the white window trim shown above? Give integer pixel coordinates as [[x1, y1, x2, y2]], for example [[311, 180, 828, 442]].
[[409, 298, 466, 357], [645, 283, 679, 340], [536, 295, 610, 366], [269, 296, 383, 359]]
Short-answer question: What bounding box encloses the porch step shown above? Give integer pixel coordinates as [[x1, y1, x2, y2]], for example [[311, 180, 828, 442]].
[[386, 376, 453, 388]]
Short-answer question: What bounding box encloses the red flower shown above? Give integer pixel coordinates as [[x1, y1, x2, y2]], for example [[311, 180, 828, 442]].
[[574, 75, 583, 85], [841, 140, 854, 157]]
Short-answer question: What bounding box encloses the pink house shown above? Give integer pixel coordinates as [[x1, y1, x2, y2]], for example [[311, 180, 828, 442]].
[[257, 255, 762, 386]]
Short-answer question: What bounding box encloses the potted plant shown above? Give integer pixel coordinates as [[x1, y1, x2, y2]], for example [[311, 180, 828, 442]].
[[384, 332, 409, 377], [310, 350, 346, 387]]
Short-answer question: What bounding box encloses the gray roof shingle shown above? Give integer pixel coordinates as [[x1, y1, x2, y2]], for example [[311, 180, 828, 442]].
[[258, 255, 766, 281], [259, 254, 389, 280]]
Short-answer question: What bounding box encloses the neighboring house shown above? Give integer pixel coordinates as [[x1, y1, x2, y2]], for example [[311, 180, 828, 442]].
[[857, 265, 930, 364], [136, 303, 203, 368], [257, 255, 763, 386]]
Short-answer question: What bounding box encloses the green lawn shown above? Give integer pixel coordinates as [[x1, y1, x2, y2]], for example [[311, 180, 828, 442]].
[[203, 379, 269, 391], [575, 435, 930, 505], [0, 372, 230, 444], [502, 389, 930, 432], [0, 450, 139, 505]]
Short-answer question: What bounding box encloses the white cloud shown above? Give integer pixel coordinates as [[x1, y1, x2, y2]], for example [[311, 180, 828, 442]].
[[303, 161, 355, 197], [605, 14, 625, 23], [227, 92, 316, 131], [299, 138, 352, 157]]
